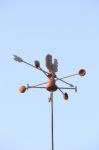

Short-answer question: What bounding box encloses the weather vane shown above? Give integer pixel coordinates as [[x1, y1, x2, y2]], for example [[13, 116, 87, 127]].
[[13, 54, 86, 150]]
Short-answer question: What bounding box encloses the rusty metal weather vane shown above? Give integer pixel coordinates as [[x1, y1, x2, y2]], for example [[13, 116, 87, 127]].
[[13, 54, 86, 150]]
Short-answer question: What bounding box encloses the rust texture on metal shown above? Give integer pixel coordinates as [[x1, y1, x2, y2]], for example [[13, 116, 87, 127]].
[[46, 79, 57, 92], [79, 69, 86, 76], [63, 92, 69, 100], [19, 86, 26, 93]]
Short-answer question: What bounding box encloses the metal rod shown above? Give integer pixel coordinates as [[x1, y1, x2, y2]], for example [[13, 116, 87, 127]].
[[39, 67, 48, 77], [50, 92, 54, 150], [23, 60, 36, 68], [60, 73, 79, 80], [27, 81, 76, 90], [27, 81, 48, 88], [28, 86, 76, 90], [23, 60, 48, 77], [27, 79, 75, 89], [57, 87, 64, 94], [13, 55, 50, 78], [26, 73, 79, 89], [27, 86, 46, 89], [56, 77, 75, 87], [58, 87, 76, 90]]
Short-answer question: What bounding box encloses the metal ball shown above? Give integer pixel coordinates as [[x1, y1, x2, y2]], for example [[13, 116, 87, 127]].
[[19, 86, 26, 93], [63, 93, 68, 100], [79, 69, 86, 76], [34, 60, 40, 68]]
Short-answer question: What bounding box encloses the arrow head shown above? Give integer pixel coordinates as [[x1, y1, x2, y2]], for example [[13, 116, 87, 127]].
[[13, 55, 23, 63]]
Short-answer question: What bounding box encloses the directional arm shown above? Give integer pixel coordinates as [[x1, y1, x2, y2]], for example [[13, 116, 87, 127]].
[[13, 54, 48, 77], [59, 69, 86, 80], [23, 60, 48, 76], [60, 73, 79, 80]]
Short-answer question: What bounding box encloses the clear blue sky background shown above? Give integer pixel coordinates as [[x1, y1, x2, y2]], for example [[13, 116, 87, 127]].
[[0, 0, 99, 150]]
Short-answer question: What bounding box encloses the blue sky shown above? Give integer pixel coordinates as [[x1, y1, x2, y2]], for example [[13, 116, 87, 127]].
[[0, 0, 99, 150]]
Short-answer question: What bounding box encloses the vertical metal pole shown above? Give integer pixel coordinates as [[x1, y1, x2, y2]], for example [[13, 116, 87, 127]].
[[51, 92, 54, 150]]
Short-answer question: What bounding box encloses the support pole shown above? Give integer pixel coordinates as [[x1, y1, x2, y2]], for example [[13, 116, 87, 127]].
[[51, 92, 54, 150]]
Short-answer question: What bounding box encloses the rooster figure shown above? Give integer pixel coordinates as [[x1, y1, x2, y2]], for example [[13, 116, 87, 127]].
[[46, 54, 58, 73]]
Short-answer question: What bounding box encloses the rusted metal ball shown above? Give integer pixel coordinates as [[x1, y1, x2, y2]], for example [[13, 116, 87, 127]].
[[19, 86, 26, 93], [63, 93, 68, 100], [34, 60, 40, 68], [79, 69, 86, 76]]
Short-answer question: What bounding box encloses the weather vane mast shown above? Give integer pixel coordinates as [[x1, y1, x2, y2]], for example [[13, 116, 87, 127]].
[[13, 54, 86, 150]]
